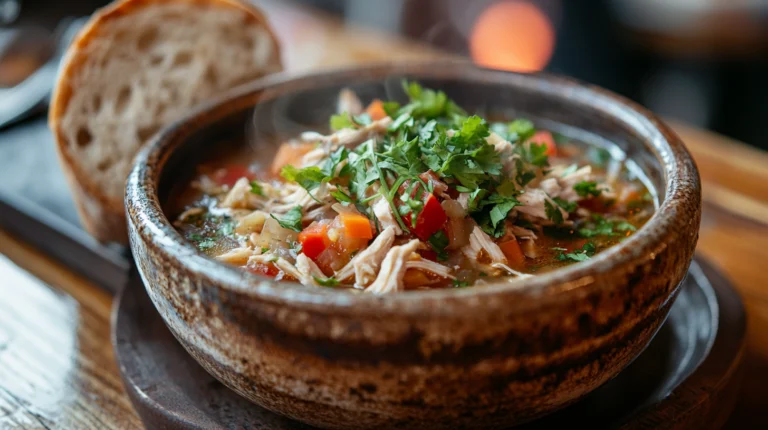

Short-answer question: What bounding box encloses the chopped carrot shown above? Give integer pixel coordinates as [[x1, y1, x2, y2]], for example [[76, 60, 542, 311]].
[[298, 223, 331, 259], [338, 213, 373, 239], [270, 142, 316, 177], [365, 99, 387, 121], [499, 238, 525, 267], [531, 130, 557, 157], [403, 269, 431, 288]]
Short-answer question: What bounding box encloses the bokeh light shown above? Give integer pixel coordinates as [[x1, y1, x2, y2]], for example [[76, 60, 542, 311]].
[[470, 1, 555, 72]]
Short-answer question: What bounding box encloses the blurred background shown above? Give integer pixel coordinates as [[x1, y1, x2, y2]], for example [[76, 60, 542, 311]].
[[2, 0, 767, 148]]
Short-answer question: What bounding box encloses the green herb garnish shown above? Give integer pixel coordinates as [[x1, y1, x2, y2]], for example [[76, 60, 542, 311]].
[[249, 181, 264, 196], [428, 230, 449, 260], [271, 206, 303, 232], [556, 242, 596, 262], [281, 165, 328, 192], [314, 276, 340, 287], [545, 199, 564, 224], [330, 112, 355, 130], [453, 279, 470, 288], [574, 181, 603, 198]]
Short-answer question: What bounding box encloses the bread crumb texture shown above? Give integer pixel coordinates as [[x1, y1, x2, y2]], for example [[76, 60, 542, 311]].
[[59, 0, 280, 201]]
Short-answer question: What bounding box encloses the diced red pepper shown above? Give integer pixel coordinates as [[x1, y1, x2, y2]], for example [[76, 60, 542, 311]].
[[530, 131, 557, 157], [406, 193, 448, 241], [214, 164, 255, 187], [298, 223, 331, 260], [418, 249, 438, 262]]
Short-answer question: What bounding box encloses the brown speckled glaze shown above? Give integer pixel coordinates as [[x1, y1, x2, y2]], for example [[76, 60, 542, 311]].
[[125, 61, 701, 429]]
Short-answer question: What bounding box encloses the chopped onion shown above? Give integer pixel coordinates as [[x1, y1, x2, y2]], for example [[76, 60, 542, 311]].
[[441, 199, 466, 218], [255, 218, 298, 248], [236, 211, 268, 235]]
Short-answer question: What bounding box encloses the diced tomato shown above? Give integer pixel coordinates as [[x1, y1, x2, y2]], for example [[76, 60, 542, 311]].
[[499, 238, 525, 267], [298, 222, 331, 260], [406, 193, 448, 241], [214, 164, 255, 187], [338, 213, 373, 239], [530, 130, 557, 157], [247, 262, 279, 277], [365, 99, 388, 121]]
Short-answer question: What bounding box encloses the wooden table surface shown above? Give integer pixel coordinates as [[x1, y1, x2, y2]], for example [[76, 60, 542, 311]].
[[2, 1, 768, 428]]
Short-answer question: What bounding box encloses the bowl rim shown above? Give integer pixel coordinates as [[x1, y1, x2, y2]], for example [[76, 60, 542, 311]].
[[126, 59, 700, 316]]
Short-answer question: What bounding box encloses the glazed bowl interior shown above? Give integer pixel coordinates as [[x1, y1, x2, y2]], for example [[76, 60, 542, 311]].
[[141, 61, 696, 309]]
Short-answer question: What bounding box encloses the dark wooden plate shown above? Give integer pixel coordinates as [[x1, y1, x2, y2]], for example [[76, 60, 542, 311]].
[[112, 257, 745, 430]]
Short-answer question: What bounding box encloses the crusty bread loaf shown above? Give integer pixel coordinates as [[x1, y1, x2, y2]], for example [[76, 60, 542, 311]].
[[49, 0, 282, 243]]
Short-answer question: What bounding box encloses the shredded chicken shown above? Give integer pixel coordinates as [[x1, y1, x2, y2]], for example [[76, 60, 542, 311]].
[[220, 177, 264, 209], [336, 226, 397, 286], [337, 88, 363, 115], [487, 131, 513, 154], [372, 198, 402, 235], [510, 225, 538, 240], [405, 259, 455, 279], [462, 225, 507, 273], [517, 189, 568, 223], [491, 262, 534, 279], [295, 254, 331, 287], [248, 254, 303, 281], [519, 239, 537, 259], [215, 247, 254, 265], [268, 183, 331, 213], [365, 239, 422, 294], [303, 117, 393, 150]]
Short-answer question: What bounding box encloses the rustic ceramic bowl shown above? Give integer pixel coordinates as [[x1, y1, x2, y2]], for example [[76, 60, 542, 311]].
[[126, 61, 701, 429]]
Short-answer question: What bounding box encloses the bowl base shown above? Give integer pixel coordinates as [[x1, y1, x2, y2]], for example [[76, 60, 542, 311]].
[[112, 256, 745, 430]]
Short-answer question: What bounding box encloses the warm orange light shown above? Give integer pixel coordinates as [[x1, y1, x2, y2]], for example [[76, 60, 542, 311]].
[[470, 1, 555, 72]]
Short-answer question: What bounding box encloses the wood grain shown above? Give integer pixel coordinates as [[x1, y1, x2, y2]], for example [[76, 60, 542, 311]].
[[1, 0, 767, 428], [0, 231, 141, 429]]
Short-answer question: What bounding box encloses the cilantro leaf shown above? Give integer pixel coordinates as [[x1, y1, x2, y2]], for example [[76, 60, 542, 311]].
[[556, 242, 596, 262], [281, 165, 327, 191], [553, 197, 577, 213], [314, 276, 340, 287], [452, 279, 470, 288], [321, 147, 349, 177], [399, 80, 466, 120], [271, 206, 303, 232], [330, 113, 355, 130], [330, 189, 355, 204], [573, 181, 603, 198], [249, 181, 264, 196], [428, 230, 449, 261], [578, 215, 637, 238], [545, 199, 564, 224], [507, 119, 536, 142]]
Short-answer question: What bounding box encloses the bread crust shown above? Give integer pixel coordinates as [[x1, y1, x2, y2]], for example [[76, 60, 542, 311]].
[[49, 0, 281, 243]]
